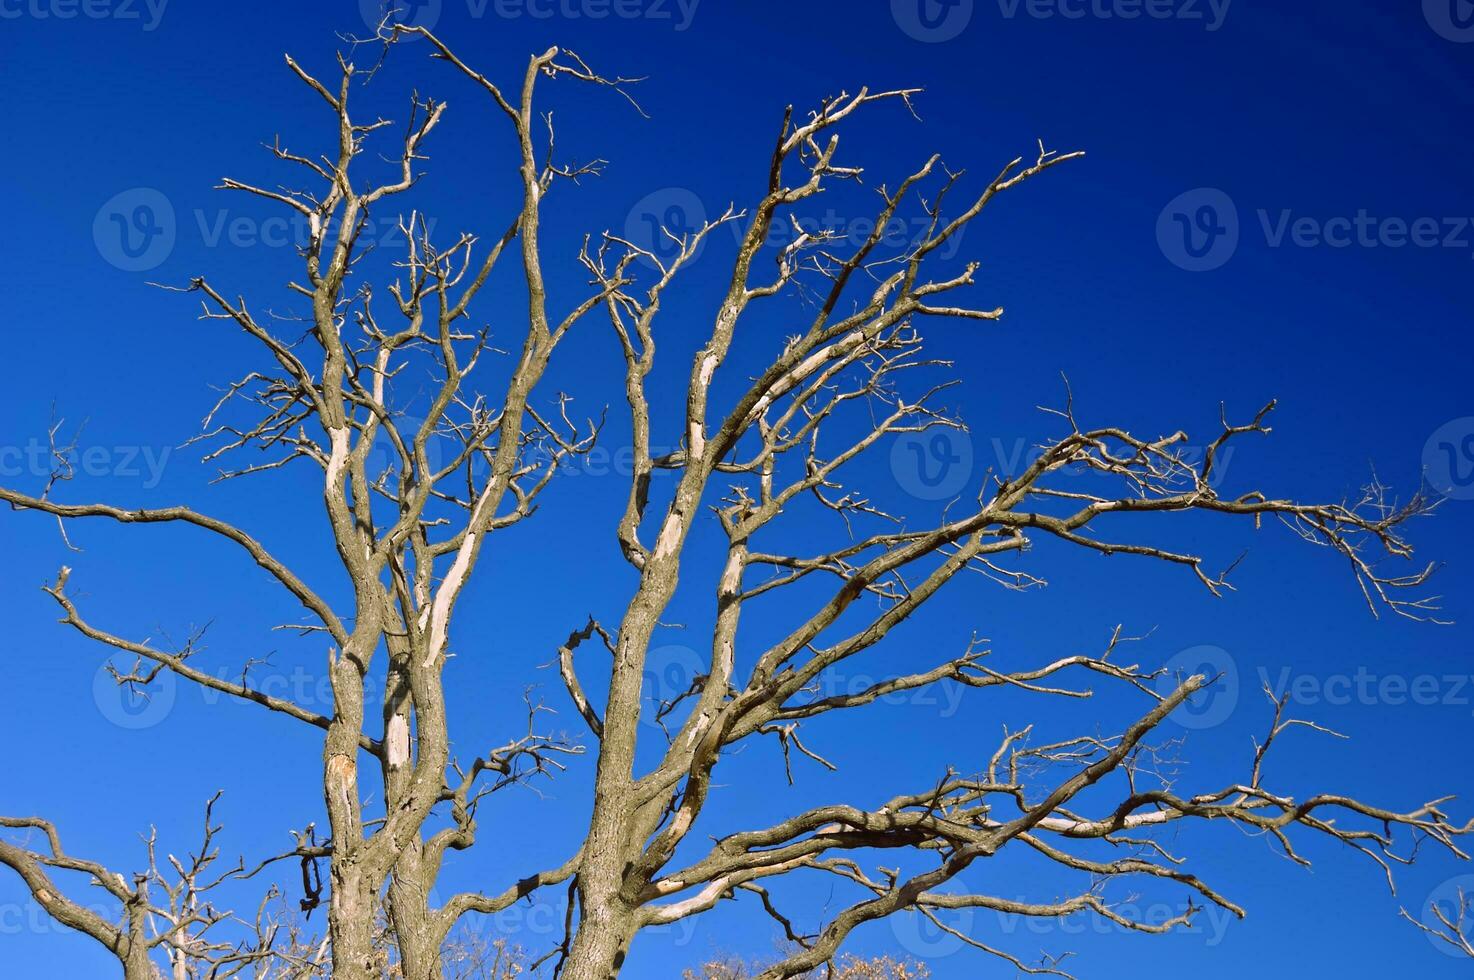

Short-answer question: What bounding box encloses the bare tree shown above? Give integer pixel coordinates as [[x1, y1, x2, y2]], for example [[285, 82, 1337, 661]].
[[2, 23, 1469, 980]]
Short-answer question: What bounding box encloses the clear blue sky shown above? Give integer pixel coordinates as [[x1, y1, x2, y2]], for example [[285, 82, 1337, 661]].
[[2, 1, 1473, 977]]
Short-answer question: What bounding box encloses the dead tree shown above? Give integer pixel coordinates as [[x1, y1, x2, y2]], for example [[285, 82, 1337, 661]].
[[2, 23, 1469, 980]]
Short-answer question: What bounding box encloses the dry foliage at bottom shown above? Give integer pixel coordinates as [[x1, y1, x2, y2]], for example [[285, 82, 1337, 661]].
[[685, 954, 928, 980]]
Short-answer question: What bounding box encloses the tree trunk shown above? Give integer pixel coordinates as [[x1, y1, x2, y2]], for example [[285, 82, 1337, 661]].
[[328, 861, 377, 980], [324, 643, 376, 980], [374, 652, 437, 980], [388, 847, 442, 980], [560, 893, 633, 980], [120, 936, 156, 980], [120, 893, 157, 980], [560, 837, 636, 980]]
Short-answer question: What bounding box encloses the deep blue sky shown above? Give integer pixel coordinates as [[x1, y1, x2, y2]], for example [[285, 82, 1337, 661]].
[[3, 1, 1474, 977]]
